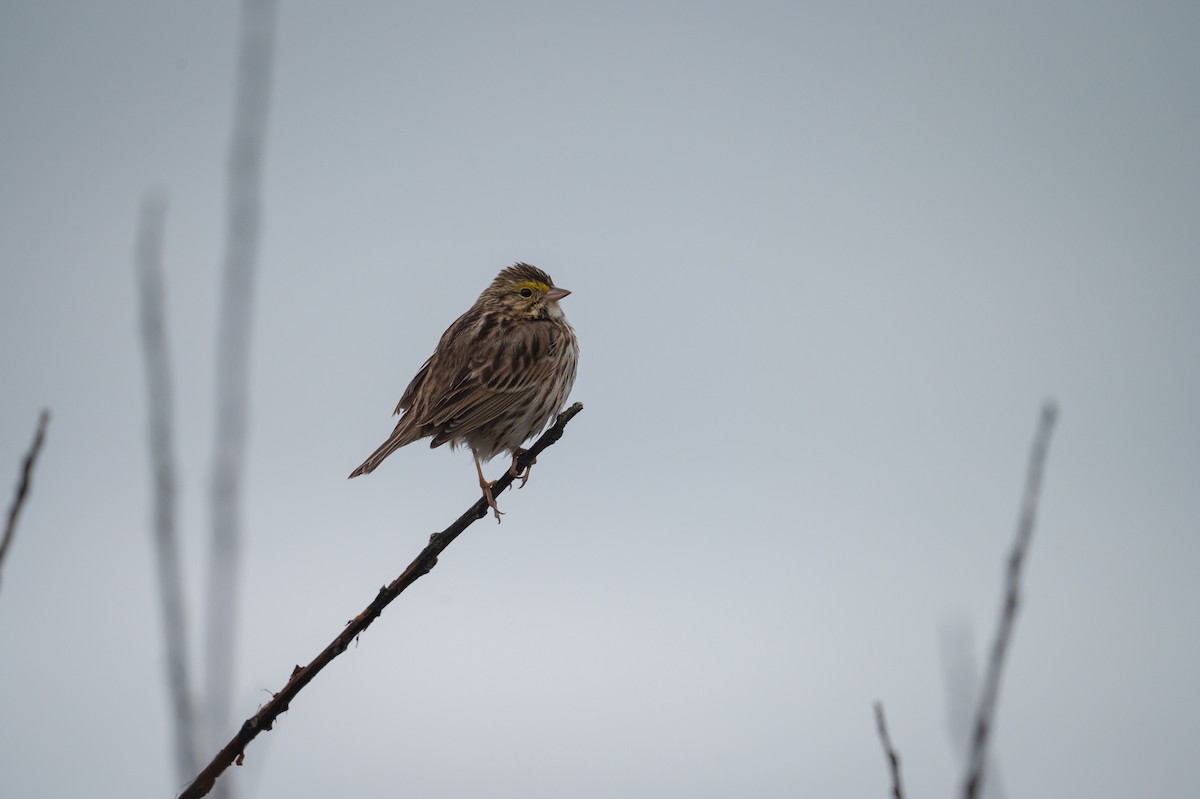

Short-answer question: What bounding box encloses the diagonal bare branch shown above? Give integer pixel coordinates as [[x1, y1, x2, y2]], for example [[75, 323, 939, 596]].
[[178, 402, 584, 799], [874, 701, 906, 799], [0, 409, 50, 592], [963, 402, 1058, 799], [135, 190, 199, 781]]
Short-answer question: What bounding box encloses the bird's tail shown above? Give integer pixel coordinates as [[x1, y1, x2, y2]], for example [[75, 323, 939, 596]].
[[348, 432, 408, 479]]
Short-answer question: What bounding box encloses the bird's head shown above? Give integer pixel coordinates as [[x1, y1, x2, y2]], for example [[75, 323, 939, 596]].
[[483, 262, 571, 320]]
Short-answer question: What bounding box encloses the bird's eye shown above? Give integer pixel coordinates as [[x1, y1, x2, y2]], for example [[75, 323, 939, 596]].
[[519, 288, 533, 298]]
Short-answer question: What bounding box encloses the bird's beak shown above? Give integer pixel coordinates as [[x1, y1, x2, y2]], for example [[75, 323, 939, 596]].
[[546, 287, 571, 302]]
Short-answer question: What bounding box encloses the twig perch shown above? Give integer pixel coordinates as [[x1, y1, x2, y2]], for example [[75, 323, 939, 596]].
[[874, 701, 906, 799], [963, 402, 1058, 799], [0, 409, 50, 592], [177, 401, 584, 799]]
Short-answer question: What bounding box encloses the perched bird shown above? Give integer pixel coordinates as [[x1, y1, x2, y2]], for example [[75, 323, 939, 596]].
[[349, 263, 579, 520]]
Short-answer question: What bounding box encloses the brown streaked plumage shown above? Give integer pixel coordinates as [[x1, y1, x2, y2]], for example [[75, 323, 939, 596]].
[[349, 263, 578, 519]]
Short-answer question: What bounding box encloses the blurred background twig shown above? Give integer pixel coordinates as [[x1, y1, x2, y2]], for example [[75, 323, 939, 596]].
[[134, 190, 199, 782], [873, 701, 905, 799], [0, 410, 49, 593], [205, 4, 278, 797], [964, 403, 1059, 799]]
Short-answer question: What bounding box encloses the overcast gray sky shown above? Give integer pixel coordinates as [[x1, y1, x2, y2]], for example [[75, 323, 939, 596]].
[[2, 2, 1198, 797]]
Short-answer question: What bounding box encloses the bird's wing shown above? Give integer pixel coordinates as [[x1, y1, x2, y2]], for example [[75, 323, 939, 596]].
[[393, 359, 430, 416], [424, 320, 562, 444], [392, 310, 477, 416]]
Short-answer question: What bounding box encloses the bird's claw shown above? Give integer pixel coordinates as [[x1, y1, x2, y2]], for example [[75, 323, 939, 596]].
[[482, 480, 504, 523], [508, 449, 537, 489]]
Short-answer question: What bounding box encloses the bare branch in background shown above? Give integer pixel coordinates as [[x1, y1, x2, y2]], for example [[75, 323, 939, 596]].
[[940, 622, 1005, 799], [134, 191, 199, 781], [0, 410, 49, 592], [206, 0, 277, 788], [179, 403, 584, 799], [963, 402, 1059, 799], [873, 701, 906, 799]]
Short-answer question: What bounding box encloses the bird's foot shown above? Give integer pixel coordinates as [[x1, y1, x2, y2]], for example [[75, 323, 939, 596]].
[[481, 478, 504, 523], [508, 449, 538, 488]]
